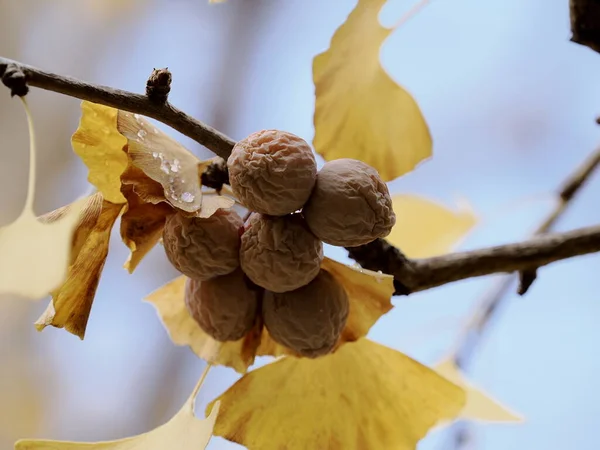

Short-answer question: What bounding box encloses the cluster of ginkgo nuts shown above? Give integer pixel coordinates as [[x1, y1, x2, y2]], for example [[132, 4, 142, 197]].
[[162, 130, 396, 358]]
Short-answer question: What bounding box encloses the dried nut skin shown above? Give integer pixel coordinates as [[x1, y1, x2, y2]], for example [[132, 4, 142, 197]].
[[303, 158, 396, 247], [185, 269, 261, 342], [227, 129, 317, 216], [240, 213, 323, 293], [262, 270, 349, 358], [163, 209, 242, 280]]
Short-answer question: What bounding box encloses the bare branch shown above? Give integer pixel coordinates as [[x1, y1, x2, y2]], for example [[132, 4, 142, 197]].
[[0, 57, 235, 160], [351, 224, 600, 294], [1, 56, 599, 298]]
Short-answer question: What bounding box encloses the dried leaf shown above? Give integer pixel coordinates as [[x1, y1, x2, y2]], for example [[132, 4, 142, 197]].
[[35, 196, 124, 338], [117, 111, 205, 213], [313, 0, 431, 182], [15, 368, 220, 450], [208, 339, 466, 450], [434, 360, 523, 423], [72, 102, 128, 204], [386, 195, 477, 258], [121, 162, 167, 205], [120, 183, 174, 273], [145, 276, 262, 373]]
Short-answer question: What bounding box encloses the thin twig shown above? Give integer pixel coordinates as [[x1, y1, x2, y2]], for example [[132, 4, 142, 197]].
[[392, 0, 434, 30], [441, 146, 600, 449], [2, 56, 600, 297]]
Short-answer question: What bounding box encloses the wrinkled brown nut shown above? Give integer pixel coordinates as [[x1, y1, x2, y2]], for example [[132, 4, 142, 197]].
[[262, 269, 349, 358], [163, 209, 242, 280], [227, 129, 317, 216], [303, 158, 396, 247], [185, 268, 261, 341], [240, 213, 323, 293]]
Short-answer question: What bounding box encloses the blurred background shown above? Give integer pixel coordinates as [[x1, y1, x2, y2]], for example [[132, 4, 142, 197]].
[[1, 0, 599, 449]]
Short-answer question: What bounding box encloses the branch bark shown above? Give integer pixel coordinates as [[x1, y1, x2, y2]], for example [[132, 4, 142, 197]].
[[2, 56, 600, 297], [0, 57, 235, 160]]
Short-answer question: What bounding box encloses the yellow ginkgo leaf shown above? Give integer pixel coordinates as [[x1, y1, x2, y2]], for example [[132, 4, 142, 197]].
[[15, 366, 220, 450], [313, 0, 432, 182], [208, 339, 466, 450], [145, 276, 262, 373], [434, 359, 524, 423], [117, 111, 206, 213], [321, 257, 393, 341], [72, 102, 128, 204], [0, 98, 88, 300], [35, 195, 124, 338], [387, 194, 477, 258]]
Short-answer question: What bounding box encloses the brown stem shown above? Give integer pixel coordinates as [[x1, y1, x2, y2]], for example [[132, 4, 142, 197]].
[[0, 57, 235, 160]]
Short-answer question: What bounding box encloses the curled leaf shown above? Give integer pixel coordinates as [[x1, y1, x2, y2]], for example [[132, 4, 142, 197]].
[[208, 339, 466, 450], [35, 195, 123, 338], [145, 276, 262, 373], [313, 0, 431, 181], [15, 367, 220, 449], [434, 360, 524, 423], [120, 182, 174, 273], [117, 111, 205, 213], [387, 195, 477, 258], [72, 102, 128, 204]]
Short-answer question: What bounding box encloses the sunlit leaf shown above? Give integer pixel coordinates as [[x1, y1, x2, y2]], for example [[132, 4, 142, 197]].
[[313, 0, 431, 181], [145, 276, 262, 374], [72, 102, 128, 204], [208, 339, 466, 450], [321, 257, 393, 341], [15, 367, 220, 450], [387, 194, 477, 258], [0, 99, 88, 300], [35, 195, 124, 338], [434, 359, 524, 423], [117, 111, 206, 213], [120, 183, 174, 273]]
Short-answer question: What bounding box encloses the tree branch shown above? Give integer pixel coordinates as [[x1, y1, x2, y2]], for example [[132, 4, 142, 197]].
[[440, 134, 600, 450], [351, 224, 600, 294], [2, 56, 600, 297], [0, 57, 235, 160]]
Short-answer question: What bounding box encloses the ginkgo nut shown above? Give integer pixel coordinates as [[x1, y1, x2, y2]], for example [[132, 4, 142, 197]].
[[185, 268, 260, 342], [163, 209, 242, 280], [303, 158, 396, 247], [262, 269, 349, 358], [240, 212, 323, 293], [227, 130, 317, 216]]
